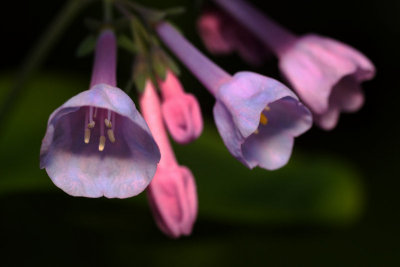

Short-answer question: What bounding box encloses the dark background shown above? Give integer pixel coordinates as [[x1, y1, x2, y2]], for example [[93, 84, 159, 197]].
[[0, 0, 399, 266]]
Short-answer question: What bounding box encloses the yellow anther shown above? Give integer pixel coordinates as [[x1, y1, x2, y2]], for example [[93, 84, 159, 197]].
[[88, 121, 95, 128], [98, 136, 106, 151], [265, 106, 271, 111], [107, 129, 116, 143], [254, 129, 259, 134], [104, 119, 112, 128], [260, 113, 268, 125], [84, 128, 91, 144]]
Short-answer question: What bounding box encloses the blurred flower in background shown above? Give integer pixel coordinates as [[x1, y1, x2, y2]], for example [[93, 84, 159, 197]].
[[206, 0, 375, 130]]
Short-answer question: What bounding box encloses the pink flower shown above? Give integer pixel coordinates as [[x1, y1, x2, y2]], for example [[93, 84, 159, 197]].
[[196, 8, 233, 54], [140, 81, 198, 238], [279, 35, 375, 130], [197, 7, 267, 66], [40, 30, 160, 198], [157, 22, 312, 170], [159, 70, 203, 144], [213, 0, 376, 130]]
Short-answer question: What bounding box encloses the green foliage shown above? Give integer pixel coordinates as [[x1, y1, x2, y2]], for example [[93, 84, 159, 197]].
[[117, 35, 138, 54], [76, 35, 97, 57]]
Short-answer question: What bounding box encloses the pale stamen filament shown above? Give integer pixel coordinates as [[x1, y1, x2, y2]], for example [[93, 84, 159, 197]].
[[84, 107, 116, 148], [99, 113, 106, 151], [107, 109, 111, 121], [84, 109, 91, 144], [105, 111, 116, 143], [88, 107, 95, 128]]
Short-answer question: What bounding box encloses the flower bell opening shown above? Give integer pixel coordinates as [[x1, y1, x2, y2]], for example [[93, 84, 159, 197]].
[[83, 106, 116, 151], [254, 106, 270, 134]]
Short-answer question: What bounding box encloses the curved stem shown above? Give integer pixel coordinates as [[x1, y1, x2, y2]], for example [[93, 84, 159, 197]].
[[103, 0, 113, 23]]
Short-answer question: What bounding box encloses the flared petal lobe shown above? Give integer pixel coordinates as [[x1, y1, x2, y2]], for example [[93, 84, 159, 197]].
[[160, 71, 203, 144], [40, 84, 160, 198], [213, 72, 312, 170], [279, 34, 375, 130], [147, 166, 198, 238]]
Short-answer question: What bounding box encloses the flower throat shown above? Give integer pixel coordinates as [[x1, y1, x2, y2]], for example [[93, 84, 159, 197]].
[[84, 106, 116, 151]]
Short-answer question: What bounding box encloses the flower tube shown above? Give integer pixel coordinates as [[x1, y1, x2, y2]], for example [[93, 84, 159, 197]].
[[40, 29, 160, 198], [157, 22, 312, 170], [213, 0, 376, 130], [140, 81, 198, 238]]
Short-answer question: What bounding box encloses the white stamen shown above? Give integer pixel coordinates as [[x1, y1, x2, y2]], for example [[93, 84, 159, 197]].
[[107, 129, 115, 143], [104, 118, 112, 128], [84, 129, 91, 143], [99, 136, 106, 151]]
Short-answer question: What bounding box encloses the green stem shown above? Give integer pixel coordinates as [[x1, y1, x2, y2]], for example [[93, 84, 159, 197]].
[[131, 16, 149, 55], [0, 0, 94, 131], [103, 0, 113, 23]]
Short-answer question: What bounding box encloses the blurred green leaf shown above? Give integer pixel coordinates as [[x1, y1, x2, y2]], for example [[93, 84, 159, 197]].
[[0, 72, 364, 226], [75, 35, 96, 57], [117, 35, 138, 54], [174, 132, 364, 226]]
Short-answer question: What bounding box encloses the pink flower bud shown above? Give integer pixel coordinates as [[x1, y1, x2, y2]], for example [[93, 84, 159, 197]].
[[140, 81, 198, 238], [159, 70, 203, 144]]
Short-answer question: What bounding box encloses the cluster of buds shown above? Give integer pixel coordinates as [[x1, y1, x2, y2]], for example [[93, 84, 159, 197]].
[[40, 0, 375, 238]]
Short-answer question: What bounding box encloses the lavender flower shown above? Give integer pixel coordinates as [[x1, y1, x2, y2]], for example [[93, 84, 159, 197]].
[[213, 0, 375, 130], [157, 22, 312, 170], [40, 29, 160, 198]]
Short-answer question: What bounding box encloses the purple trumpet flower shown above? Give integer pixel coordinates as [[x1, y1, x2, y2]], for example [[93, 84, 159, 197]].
[[40, 29, 160, 198], [157, 22, 312, 170], [213, 0, 376, 130]]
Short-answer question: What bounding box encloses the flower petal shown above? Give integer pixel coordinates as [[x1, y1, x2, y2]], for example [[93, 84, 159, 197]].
[[162, 93, 203, 144], [216, 71, 298, 137], [279, 34, 375, 115], [243, 97, 312, 169], [40, 84, 160, 198], [147, 165, 198, 238]]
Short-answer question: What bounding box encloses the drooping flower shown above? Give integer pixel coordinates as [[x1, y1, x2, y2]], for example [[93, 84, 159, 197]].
[[212, 0, 376, 130], [40, 29, 160, 198], [278, 35, 375, 130], [159, 70, 203, 144], [197, 7, 267, 66], [140, 80, 198, 238], [157, 22, 312, 170]]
